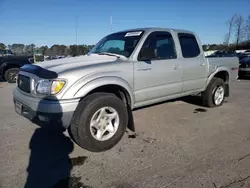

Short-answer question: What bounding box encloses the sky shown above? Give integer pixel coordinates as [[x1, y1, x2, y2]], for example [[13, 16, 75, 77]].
[[0, 0, 249, 47]]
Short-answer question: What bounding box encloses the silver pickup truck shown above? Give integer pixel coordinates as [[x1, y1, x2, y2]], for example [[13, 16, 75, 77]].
[[13, 28, 239, 152]]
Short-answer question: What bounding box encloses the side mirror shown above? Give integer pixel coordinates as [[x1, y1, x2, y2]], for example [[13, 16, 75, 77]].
[[138, 47, 156, 61]]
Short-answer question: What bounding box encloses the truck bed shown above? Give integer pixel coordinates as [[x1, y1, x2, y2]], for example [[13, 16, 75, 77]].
[[206, 57, 239, 80]]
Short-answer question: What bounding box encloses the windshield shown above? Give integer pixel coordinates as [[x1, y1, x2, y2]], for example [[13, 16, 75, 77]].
[[88, 31, 144, 57]]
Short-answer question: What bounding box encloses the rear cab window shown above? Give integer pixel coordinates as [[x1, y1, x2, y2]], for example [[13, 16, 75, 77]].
[[178, 33, 200, 58]]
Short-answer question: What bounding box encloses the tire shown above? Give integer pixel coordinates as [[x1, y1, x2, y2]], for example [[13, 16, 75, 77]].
[[202, 77, 226, 108], [4, 68, 20, 83], [69, 92, 128, 152]]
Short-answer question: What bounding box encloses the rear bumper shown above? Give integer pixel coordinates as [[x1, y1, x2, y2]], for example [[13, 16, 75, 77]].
[[13, 88, 79, 129]]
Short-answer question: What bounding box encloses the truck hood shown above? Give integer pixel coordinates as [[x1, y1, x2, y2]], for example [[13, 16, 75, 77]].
[[36, 54, 118, 74]]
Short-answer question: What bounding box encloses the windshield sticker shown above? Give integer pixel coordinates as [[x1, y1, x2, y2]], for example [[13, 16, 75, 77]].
[[125, 31, 142, 37]]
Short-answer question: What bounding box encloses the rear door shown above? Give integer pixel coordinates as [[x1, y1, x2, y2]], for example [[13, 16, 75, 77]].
[[178, 33, 207, 92], [134, 31, 183, 104]]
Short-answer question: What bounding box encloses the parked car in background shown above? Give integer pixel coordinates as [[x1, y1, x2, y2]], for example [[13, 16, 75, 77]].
[[238, 57, 250, 78], [206, 50, 250, 62], [206, 50, 237, 58], [243, 50, 250, 54], [0, 55, 34, 83], [13, 27, 239, 152], [237, 52, 250, 61]]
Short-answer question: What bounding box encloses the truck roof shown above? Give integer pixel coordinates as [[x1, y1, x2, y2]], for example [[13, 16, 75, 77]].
[[114, 27, 195, 35]]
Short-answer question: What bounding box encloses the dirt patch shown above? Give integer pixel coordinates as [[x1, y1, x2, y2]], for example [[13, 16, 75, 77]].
[[52, 176, 92, 188], [193, 108, 207, 113], [128, 133, 138, 139], [70, 156, 88, 167], [143, 136, 156, 144]]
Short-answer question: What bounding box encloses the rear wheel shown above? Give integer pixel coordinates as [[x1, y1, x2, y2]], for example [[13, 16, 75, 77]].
[[202, 77, 225, 107], [4, 68, 20, 83], [69, 93, 128, 152]]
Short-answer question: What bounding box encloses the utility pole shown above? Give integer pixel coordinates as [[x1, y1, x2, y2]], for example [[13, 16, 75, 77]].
[[110, 16, 113, 33], [76, 15, 78, 55]]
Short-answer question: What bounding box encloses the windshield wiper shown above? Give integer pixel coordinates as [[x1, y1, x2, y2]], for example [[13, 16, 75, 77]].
[[98, 52, 121, 58]]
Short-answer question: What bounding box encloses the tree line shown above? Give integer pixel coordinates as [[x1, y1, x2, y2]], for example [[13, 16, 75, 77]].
[[203, 14, 250, 51], [202, 41, 250, 51], [0, 43, 94, 57]]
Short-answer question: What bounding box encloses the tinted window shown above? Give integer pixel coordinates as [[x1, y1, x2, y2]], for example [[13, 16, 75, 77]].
[[139, 32, 177, 60], [178, 33, 200, 58]]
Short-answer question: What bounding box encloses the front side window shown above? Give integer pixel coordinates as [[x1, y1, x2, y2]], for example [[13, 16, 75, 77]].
[[178, 33, 200, 58], [89, 31, 144, 57], [138, 31, 177, 61]]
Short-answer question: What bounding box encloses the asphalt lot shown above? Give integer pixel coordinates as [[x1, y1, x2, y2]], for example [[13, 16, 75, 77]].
[[1, 79, 250, 188]]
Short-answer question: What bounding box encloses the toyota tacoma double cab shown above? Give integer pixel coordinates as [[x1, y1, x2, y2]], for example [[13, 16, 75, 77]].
[[13, 28, 239, 152]]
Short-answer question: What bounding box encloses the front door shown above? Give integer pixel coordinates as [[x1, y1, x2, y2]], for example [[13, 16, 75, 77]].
[[134, 31, 183, 105]]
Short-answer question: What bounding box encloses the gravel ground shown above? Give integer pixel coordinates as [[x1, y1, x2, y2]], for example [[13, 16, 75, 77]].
[[0, 79, 250, 188]]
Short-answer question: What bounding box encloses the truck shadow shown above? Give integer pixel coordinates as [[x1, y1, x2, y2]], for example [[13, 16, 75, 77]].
[[181, 95, 204, 107], [24, 128, 74, 188], [133, 95, 205, 111], [24, 96, 92, 188], [238, 77, 250, 81]]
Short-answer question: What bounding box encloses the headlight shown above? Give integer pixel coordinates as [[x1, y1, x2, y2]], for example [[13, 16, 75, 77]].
[[36, 79, 66, 95]]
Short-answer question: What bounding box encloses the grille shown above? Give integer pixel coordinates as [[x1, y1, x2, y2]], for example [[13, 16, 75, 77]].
[[17, 75, 31, 93]]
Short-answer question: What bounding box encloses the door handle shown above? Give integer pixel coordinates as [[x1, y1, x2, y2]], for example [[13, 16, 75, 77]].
[[173, 64, 179, 70], [200, 62, 205, 66]]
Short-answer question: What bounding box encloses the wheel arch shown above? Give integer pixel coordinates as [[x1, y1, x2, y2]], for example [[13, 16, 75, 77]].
[[206, 68, 230, 97], [74, 77, 134, 106], [3, 62, 21, 76], [73, 77, 135, 131]]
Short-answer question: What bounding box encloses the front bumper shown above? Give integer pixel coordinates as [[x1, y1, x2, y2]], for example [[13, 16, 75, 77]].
[[13, 88, 80, 129]]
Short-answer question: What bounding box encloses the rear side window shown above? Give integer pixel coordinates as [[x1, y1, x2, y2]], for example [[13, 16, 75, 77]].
[[178, 33, 200, 58]]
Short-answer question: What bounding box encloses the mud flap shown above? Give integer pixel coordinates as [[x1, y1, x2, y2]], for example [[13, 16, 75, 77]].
[[127, 105, 135, 132], [225, 83, 229, 97]]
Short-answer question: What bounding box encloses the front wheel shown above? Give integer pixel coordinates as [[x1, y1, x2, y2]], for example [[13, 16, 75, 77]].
[[69, 93, 128, 152], [4, 68, 20, 83], [202, 77, 226, 107]]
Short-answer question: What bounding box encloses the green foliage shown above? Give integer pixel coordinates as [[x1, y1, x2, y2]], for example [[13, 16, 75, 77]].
[[38, 46, 49, 55], [9, 43, 25, 55], [69, 45, 94, 56], [4, 43, 94, 56], [0, 43, 6, 50]]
